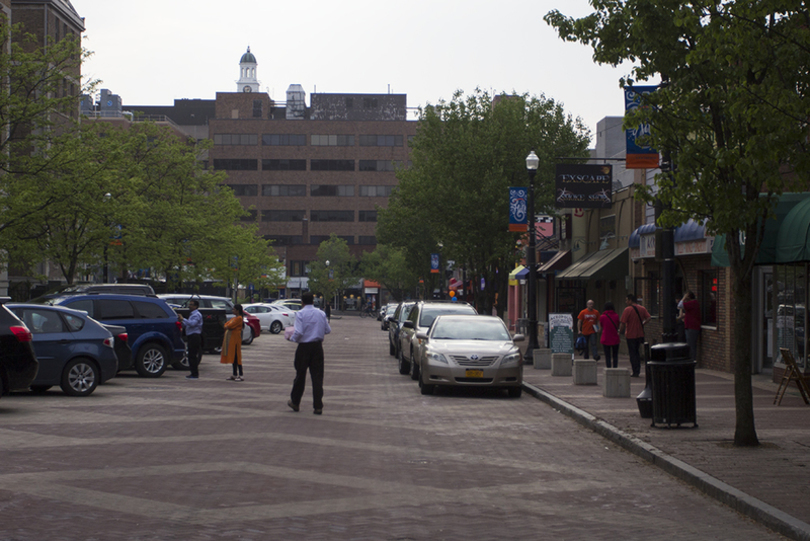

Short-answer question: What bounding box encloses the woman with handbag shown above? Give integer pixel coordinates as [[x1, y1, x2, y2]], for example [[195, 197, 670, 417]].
[[599, 301, 621, 368], [221, 304, 246, 381]]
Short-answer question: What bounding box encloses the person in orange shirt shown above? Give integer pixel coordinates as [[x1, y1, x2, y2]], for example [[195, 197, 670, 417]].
[[577, 299, 600, 361], [221, 304, 245, 381]]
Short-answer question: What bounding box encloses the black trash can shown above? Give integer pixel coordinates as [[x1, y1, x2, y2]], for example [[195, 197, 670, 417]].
[[647, 343, 698, 428]]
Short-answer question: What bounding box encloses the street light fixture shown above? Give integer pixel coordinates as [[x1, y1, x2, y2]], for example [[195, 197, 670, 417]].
[[525, 151, 540, 363]]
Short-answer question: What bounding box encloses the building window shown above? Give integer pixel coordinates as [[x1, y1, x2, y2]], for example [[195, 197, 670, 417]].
[[359, 160, 402, 172], [359, 135, 404, 147], [262, 184, 306, 197], [359, 185, 394, 197], [213, 159, 258, 171], [213, 134, 258, 145], [240, 210, 258, 222], [311, 235, 354, 245], [311, 135, 355, 146], [262, 134, 307, 146], [253, 100, 263, 118], [701, 270, 718, 326], [634, 273, 660, 317], [264, 235, 303, 245], [363, 98, 378, 108], [310, 185, 354, 197], [262, 159, 306, 171], [262, 210, 306, 222], [310, 210, 354, 222], [358, 236, 377, 245], [289, 260, 308, 277], [310, 159, 355, 171], [358, 210, 377, 222], [228, 184, 258, 196]]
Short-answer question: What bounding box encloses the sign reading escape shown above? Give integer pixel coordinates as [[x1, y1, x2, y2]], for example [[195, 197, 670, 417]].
[[554, 164, 613, 209]]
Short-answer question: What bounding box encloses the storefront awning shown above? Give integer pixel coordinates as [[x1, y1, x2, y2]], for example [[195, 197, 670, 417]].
[[777, 197, 810, 263], [515, 267, 529, 278], [712, 193, 810, 267], [628, 223, 657, 249], [538, 250, 571, 273], [508, 265, 526, 281], [555, 247, 629, 281]]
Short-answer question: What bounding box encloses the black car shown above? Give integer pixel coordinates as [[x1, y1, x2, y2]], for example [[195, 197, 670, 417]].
[[0, 299, 39, 398], [31, 283, 155, 304], [387, 301, 415, 358]]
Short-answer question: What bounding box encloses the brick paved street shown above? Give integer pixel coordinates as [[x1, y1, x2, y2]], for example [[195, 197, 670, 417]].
[[0, 317, 787, 540]]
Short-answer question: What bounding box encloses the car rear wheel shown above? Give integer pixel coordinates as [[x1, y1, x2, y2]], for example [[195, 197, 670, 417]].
[[409, 351, 420, 381], [171, 346, 190, 370], [398, 348, 410, 375], [270, 320, 283, 334], [135, 343, 168, 378], [242, 327, 254, 345], [507, 387, 522, 398], [60, 358, 99, 397], [389, 339, 395, 356]]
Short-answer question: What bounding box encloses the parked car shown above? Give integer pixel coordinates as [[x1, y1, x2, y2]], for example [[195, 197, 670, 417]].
[[31, 283, 155, 304], [243, 303, 295, 334], [7, 304, 119, 396], [388, 301, 415, 358], [380, 303, 397, 331], [271, 298, 302, 312], [0, 299, 38, 399], [102, 323, 133, 371], [398, 300, 477, 380], [34, 294, 184, 378], [416, 314, 524, 397], [159, 294, 259, 347]]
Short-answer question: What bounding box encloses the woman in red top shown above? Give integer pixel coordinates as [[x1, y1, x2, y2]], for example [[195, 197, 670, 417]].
[[599, 301, 621, 368], [679, 291, 701, 361]]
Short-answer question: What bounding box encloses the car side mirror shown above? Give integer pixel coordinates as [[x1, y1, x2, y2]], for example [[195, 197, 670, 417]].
[[512, 333, 525, 342], [416, 331, 428, 340], [402, 321, 414, 329]]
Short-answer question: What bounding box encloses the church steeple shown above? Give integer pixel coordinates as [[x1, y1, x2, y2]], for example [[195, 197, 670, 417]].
[[237, 47, 260, 93]]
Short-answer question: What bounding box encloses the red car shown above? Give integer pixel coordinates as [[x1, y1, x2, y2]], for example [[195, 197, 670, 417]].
[[242, 313, 261, 345]]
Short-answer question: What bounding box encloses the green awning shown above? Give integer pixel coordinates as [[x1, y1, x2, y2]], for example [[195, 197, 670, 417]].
[[556, 247, 628, 281], [711, 193, 810, 267], [776, 197, 810, 263]]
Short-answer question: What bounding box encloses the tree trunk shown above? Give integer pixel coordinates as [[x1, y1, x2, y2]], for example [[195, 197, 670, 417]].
[[731, 265, 760, 447]]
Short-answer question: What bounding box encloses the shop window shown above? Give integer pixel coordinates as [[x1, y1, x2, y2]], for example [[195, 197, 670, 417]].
[[701, 270, 718, 326], [775, 265, 807, 368]]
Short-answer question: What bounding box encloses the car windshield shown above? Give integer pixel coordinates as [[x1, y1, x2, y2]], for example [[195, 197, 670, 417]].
[[419, 306, 475, 328], [431, 318, 511, 341]]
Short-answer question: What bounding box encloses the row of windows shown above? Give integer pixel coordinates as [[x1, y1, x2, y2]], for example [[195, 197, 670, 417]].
[[265, 235, 377, 249], [212, 134, 406, 147], [214, 159, 408, 172], [229, 184, 395, 198], [255, 210, 377, 222]]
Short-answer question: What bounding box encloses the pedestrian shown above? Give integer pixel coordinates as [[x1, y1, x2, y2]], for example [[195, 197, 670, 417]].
[[287, 292, 331, 415], [221, 304, 245, 381], [577, 299, 600, 361], [678, 291, 701, 361], [619, 293, 651, 377], [324, 301, 331, 322], [599, 301, 621, 368], [178, 299, 203, 380]]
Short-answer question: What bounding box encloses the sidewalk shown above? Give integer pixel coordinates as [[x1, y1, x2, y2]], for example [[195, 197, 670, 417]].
[[521, 352, 810, 541]]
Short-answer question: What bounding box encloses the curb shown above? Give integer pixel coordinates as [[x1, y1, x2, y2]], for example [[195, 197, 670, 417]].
[[522, 381, 810, 541]]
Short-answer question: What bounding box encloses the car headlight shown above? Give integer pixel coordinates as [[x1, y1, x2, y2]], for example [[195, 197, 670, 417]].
[[501, 353, 521, 366], [426, 351, 448, 364]]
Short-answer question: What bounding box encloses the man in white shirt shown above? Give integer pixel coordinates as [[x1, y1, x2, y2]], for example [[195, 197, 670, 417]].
[[287, 292, 331, 414]]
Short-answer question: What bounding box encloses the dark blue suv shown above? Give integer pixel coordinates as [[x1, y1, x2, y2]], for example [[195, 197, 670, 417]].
[[38, 294, 184, 378]]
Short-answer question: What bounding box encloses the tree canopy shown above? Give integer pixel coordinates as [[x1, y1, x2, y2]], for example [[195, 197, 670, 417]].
[[545, 0, 810, 446]]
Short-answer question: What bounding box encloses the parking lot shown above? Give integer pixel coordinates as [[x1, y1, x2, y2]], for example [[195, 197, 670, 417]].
[[0, 316, 784, 540]]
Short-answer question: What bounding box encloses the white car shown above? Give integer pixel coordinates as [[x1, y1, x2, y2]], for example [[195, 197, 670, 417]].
[[243, 303, 295, 334]]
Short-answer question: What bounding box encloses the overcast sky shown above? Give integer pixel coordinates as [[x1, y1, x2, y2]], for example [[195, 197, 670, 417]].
[[74, 0, 632, 145]]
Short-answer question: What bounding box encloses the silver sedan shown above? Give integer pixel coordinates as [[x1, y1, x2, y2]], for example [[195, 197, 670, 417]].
[[416, 315, 524, 397]]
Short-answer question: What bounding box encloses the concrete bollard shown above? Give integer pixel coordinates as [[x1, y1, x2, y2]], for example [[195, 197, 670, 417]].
[[533, 348, 551, 369], [551, 353, 572, 377], [573, 359, 598, 385], [603, 367, 631, 397]]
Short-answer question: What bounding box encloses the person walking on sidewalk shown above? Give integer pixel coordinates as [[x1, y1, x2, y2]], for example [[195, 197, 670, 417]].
[[678, 291, 701, 361], [178, 299, 203, 380], [577, 299, 600, 361], [599, 301, 621, 368], [287, 292, 331, 415], [619, 294, 651, 377], [221, 304, 245, 381]]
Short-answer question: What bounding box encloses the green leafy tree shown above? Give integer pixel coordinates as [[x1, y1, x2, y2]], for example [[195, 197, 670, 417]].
[[379, 89, 590, 314], [307, 235, 358, 309], [360, 244, 420, 302], [207, 223, 284, 300], [545, 1, 810, 446]]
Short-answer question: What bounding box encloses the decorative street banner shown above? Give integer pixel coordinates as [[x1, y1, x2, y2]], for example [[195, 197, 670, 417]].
[[554, 164, 613, 208], [430, 253, 440, 274], [548, 313, 574, 355], [508, 187, 528, 232], [624, 85, 660, 168]]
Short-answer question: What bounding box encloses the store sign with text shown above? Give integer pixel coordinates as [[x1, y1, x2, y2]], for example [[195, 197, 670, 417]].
[[554, 164, 613, 209]]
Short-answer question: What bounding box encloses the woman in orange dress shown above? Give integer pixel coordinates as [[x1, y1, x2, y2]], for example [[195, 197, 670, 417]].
[[221, 304, 245, 381]]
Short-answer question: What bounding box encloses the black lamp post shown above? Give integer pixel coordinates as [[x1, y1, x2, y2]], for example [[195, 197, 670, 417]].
[[525, 150, 540, 362]]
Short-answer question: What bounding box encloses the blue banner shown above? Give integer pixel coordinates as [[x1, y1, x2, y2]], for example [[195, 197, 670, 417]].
[[624, 85, 660, 168], [509, 187, 528, 232], [430, 253, 440, 274]]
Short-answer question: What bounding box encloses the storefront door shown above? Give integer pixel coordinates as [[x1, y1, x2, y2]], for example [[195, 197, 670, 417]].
[[754, 267, 774, 373]]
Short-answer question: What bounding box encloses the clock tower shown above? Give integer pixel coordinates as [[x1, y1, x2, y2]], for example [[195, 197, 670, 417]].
[[236, 47, 260, 93]]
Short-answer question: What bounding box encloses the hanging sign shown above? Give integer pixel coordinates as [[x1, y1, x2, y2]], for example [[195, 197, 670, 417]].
[[624, 86, 660, 168], [554, 164, 613, 209], [509, 187, 528, 232]]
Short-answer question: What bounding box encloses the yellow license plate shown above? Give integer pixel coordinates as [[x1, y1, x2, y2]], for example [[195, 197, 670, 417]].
[[466, 370, 484, 378]]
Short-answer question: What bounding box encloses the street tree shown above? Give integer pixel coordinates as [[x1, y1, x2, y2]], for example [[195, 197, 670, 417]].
[[545, 1, 810, 446], [379, 89, 590, 314], [207, 223, 284, 301], [307, 235, 358, 309], [360, 244, 420, 302]]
